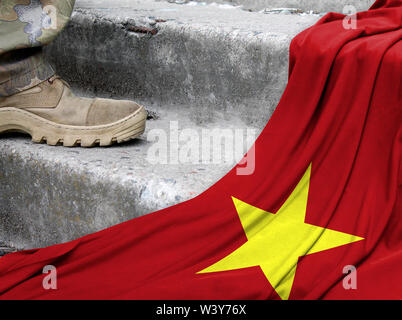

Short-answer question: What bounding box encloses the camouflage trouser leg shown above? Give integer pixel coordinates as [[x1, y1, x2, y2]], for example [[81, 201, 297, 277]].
[[0, 0, 75, 97]]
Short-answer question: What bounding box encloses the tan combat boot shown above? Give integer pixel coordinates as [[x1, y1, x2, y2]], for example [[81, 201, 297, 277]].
[[0, 76, 147, 147]]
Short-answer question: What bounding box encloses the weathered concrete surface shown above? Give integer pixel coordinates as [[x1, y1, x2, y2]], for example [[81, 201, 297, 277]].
[[173, 0, 373, 13], [45, 0, 319, 129], [0, 104, 259, 250]]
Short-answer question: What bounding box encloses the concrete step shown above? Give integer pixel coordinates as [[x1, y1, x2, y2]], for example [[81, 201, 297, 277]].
[[1, 0, 322, 249], [46, 0, 320, 129], [0, 105, 259, 249], [176, 0, 373, 14]]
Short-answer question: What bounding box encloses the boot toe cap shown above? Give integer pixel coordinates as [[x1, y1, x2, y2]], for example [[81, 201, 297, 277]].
[[86, 99, 143, 126]]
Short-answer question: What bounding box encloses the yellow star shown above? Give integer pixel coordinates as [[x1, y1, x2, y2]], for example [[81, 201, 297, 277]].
[[198, 164, 364, 300]]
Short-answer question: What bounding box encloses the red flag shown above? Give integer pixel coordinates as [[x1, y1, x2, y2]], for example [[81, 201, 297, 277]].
[[0, 0, 401, 300]]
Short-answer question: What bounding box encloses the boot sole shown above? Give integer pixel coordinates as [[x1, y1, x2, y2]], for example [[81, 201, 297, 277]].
[[0, 106, 147, 147]]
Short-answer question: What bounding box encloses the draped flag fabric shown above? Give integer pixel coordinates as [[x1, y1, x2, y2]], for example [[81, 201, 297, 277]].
[[0, 0, 401, 300]]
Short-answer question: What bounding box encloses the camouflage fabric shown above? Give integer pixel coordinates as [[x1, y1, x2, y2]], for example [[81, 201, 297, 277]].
[[0, 0, 75, 96]]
